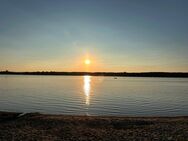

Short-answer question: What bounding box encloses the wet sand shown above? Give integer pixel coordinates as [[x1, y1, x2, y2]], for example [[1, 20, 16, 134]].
[[0, 111, 188, 141]]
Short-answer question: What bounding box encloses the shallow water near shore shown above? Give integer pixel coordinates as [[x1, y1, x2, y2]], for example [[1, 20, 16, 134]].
[[0, 75, 188, 116]]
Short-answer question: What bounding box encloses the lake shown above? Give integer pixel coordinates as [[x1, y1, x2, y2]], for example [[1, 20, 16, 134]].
[[0, 75, 188, 116]]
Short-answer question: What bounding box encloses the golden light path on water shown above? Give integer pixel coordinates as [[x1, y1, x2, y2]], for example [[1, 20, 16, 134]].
[[83, 75, 91, 105]]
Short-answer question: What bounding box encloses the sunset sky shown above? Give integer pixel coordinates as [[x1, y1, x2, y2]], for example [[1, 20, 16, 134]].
[[0, 0, 188, 72]]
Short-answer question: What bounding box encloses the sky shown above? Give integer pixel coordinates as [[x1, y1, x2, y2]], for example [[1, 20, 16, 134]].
[[0, 0, 188, 72]]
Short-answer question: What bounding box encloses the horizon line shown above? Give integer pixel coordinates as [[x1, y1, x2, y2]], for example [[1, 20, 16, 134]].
[[1, 70, 188, 73], [1, 70, 188, 78]]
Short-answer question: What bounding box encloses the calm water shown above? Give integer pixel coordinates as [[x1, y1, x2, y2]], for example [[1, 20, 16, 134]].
[[0, 75, 188, 116]]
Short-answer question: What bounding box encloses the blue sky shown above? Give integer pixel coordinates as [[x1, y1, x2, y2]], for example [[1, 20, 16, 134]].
[[0, 0, 188, 72]]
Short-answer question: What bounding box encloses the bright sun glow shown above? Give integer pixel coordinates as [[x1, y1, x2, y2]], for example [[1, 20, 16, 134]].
[[85, 59, 91, 65]]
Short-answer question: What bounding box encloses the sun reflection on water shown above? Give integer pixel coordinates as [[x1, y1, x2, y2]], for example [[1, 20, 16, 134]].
[[83, 75, 91, 105]]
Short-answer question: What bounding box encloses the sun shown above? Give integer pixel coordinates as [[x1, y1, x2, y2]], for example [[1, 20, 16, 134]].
[[85, 59, 91, 65]]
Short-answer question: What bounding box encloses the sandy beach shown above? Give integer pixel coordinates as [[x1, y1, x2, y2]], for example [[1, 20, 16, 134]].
[[0, 111, 188, 141]]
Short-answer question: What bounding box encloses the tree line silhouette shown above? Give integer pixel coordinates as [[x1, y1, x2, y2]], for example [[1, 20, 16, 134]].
[[0, 70, 188, 78]]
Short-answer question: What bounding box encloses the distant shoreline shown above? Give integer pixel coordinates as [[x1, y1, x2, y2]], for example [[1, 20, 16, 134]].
[[0, 71, 188, 78]]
